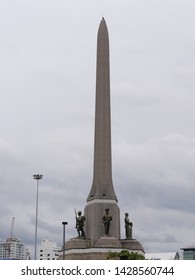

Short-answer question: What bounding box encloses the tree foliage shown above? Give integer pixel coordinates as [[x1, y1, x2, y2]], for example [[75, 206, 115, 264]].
[[107, 250, 145, 260]]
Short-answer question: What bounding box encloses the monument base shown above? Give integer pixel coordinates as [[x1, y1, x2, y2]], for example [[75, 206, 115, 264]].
[[95, 236, 121, 248], [59, 236, 144, 260], [65, 237, 91, 250], [120, 238, 145, 252]]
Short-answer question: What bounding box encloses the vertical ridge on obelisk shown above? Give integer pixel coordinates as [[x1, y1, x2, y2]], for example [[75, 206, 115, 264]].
[[87, 17, 117, 202]]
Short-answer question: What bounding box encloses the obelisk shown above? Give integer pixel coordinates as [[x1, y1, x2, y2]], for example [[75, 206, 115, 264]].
[[84, 18, 120, 246], [65, 19, 144, 259]]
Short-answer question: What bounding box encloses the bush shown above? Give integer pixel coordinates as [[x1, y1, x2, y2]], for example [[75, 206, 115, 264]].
[[107, 250, 145, 260]]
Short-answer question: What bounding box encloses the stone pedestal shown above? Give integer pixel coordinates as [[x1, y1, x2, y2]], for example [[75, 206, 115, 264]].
[[60, 236, 145, 260], [95, 236, 121, 248], [65, 237, 91, 250], [120, 239, 145, 253]]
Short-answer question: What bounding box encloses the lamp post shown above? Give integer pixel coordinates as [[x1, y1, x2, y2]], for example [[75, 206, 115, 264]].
[[62, 222, 68, 260], [33, 174, 43, 260]]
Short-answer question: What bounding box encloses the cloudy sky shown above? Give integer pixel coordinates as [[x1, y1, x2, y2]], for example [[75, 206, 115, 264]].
[[1, 0, 195, 257]]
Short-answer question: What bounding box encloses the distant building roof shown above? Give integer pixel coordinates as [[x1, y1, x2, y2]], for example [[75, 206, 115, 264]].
[[181, 246, 195, 251], [145, 252, 181, 260]]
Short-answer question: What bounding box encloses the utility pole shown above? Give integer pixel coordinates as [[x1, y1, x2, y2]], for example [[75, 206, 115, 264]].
[[33, 174, 43, 260], [62, 222, 68, 260]]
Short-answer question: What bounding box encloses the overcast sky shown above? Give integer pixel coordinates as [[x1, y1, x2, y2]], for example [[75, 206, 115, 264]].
[[1, 0, 195, 257]]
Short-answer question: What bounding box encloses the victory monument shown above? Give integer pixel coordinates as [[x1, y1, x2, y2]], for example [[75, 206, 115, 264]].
[[64, 18, 144, 259]]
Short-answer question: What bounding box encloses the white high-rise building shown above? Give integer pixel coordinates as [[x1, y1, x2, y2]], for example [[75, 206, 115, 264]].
[[38, 239, 61, 260], [0, 237, 30, 260]]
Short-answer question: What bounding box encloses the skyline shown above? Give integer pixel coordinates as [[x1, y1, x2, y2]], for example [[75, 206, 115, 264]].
[[1, 0, 195, 256]]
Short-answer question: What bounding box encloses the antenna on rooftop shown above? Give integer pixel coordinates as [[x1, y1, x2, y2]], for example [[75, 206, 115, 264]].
[[6, 217, 15, 258], [10, 217, 15, 240]]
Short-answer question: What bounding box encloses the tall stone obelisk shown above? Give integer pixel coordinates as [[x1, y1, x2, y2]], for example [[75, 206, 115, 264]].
[[84, 18, 120, 246], [64, 18, 144, 259]]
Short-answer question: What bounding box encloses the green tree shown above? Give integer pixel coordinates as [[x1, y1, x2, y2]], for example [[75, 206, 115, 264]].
[[107, 250, 145, 260]]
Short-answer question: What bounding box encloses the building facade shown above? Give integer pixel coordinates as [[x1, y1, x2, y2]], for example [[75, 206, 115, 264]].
[[38, 239, 61, 260], [0, 237, 30, 260], [181, 246, 195, 260]]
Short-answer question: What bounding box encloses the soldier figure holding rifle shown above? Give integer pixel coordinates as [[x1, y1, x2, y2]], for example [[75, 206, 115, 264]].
[[75, 210, 86, 238], [102, 208, 112, 236]]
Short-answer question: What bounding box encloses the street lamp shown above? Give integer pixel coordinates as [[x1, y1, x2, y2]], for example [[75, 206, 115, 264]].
[[33, 174, 43, 260], [62, 222, 68, 260]]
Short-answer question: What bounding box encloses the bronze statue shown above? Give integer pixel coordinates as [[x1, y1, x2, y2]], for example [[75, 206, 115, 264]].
[[102, 208, 112, 236], [75, 210, 86, 237], [124, 212, 133, 239]]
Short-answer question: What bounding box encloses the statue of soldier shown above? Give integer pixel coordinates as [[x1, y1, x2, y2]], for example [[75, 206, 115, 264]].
[[76, 210, 86, 238], [124, 212, 133, 239], [102, 208, 112, 236]]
